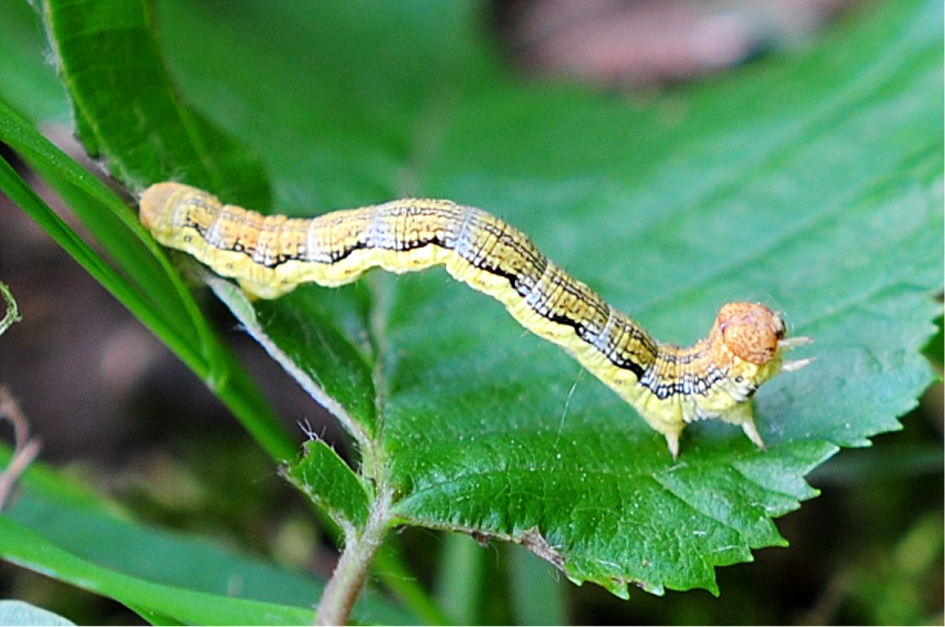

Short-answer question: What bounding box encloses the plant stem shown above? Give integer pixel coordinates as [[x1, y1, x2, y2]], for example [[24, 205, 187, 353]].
[[315, 487, 394, 626]]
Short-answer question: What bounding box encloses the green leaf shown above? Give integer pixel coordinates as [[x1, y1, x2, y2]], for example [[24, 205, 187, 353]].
[[0, 101, 295, 462], [0, 447, 419, 625], [283, 439, 372, 532], [168, 0, 939, 598], [41, 0, 269, 203], [10, 0, 943, 605], [0, 515, 315, 626], [0, 0, 67, 124]]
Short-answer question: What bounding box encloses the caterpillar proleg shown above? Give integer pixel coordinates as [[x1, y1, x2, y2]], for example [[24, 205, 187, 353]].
[[140, 182, 812, 458]]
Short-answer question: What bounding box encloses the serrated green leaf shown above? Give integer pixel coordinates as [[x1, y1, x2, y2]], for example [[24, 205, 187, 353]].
[[283, 440, 371, 531], [14, 0, 943, 602], [170, 0, 940, 598]]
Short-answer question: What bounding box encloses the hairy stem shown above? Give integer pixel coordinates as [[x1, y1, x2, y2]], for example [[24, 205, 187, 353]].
[[316, 487, 394, 626]]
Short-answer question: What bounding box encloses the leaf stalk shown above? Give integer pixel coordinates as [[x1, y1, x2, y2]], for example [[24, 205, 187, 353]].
[[315, 487, 394, 625]]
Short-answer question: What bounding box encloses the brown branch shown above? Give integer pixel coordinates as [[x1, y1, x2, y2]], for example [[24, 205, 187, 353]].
[[0, 386, 42, 510]]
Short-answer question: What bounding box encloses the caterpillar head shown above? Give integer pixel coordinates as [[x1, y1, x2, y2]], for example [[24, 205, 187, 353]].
[[665, 302, 812, 459], [711, 301, 813, 381], [718, 302, 784, 364]]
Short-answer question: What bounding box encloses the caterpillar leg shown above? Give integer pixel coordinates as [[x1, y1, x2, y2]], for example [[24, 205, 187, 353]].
[[664, 403, 768, 459], [740, 415, 767, 451], [663, 427, 684, 460], [719, 401, 767, 451]]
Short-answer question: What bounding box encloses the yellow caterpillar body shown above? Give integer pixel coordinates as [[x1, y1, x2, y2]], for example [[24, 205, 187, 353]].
[[140, 182, 812, 458]]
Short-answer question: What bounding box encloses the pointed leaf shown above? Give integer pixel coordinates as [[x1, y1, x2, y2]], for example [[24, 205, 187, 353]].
[[283, 439, 371, 532]]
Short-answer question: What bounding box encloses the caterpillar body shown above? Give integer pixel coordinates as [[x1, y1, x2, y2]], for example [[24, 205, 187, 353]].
[[140, 182, 812, 458]]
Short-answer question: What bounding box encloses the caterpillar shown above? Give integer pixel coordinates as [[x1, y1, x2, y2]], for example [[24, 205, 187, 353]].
[[140, 182, 812, 458]]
